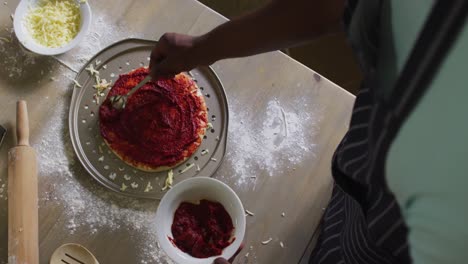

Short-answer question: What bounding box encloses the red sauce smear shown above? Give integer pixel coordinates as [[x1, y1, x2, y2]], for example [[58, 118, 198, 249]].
[[99, 67, 207, 168], [170, 199, 235, 258]]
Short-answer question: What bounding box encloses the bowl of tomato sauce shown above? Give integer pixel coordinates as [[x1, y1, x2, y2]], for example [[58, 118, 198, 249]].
[[155, 177, 246, 264]]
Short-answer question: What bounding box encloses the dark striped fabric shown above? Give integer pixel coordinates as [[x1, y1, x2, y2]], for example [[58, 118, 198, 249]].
[[309, 86, 411, 264], [309, 1, 468, 263]]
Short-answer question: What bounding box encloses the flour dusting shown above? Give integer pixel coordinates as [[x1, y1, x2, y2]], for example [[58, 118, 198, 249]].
[[19, 9, 170, 264], [0, 26, 56, 80], [226, 96, 321, 186], [35, 99, 171, 264], [1, 4, 321, 262]]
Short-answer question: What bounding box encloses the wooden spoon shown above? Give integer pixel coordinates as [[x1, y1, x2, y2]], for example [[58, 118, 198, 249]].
[[50, 243, 99, 264]]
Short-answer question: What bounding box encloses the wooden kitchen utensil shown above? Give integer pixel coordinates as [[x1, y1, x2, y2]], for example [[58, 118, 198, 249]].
[[8, 100, 39, 263], [50, 243, 100, 264]]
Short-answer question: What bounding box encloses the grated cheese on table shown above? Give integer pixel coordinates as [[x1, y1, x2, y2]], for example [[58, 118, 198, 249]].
[[85, 64, 99, 76], [93, 78, 112, 93], [108, 172, 116, 180], [144, 181, 153, 192], [179, 163, 195, 174], [0, 37, 10, 42], [24, 0, 81, 48], [245, 209, 255, 216], [162, 169, 173, 191], [72, 79, 82, 88]]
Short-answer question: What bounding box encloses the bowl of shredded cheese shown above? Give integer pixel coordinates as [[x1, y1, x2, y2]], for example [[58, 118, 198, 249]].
[[14, 0, 91, 55]]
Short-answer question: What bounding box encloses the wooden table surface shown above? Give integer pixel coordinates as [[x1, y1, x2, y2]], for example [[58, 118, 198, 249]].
[[0, 0, 355, 263]]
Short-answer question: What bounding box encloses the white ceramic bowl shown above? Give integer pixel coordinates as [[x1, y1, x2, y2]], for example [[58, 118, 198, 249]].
[[13, 0, 91, 55], [155, 177, 245, 264]]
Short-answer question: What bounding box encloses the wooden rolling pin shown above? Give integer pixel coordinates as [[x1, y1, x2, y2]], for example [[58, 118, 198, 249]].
[[8, 101, 39, 264]]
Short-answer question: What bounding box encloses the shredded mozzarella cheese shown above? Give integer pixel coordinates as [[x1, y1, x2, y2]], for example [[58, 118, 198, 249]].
[[162, 169, 174, 191], [24, 0, 81, 48]]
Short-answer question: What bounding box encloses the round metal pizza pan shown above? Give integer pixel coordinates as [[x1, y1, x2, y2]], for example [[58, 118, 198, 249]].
[[69, 38, 228, 200]]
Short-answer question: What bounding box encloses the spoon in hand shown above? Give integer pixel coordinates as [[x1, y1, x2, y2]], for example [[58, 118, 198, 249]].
[[108, 75, 151, 110]]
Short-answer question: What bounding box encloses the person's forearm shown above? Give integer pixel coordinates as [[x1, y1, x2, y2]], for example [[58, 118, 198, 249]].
[[195, 0, 345, 64]]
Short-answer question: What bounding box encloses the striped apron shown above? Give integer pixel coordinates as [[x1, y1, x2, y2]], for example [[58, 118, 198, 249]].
[[309, 1, 468, 263]]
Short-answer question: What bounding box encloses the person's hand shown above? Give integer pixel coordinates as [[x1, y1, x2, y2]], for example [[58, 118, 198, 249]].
[[149, 33, 209, 79], [213, 244, 244, 264]]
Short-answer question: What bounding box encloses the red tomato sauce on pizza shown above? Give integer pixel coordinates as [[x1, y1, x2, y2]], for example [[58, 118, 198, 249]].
[[99, 67, 207, 170], [170, 199, 235, 258]]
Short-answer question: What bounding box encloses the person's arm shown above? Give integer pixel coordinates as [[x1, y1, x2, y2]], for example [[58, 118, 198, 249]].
[[149, 0, 345, 78]]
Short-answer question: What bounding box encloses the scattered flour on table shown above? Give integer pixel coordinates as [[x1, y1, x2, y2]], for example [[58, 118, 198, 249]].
[[0, 7, 69, 80], [35, 100, 171, 264], [1, 5, 160, 264], [0, 26, 51, 79], [225, 97, 322, 187]]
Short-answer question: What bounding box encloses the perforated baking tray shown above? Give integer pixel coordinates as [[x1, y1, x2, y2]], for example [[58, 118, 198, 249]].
[[69, 38, 228, 200]]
